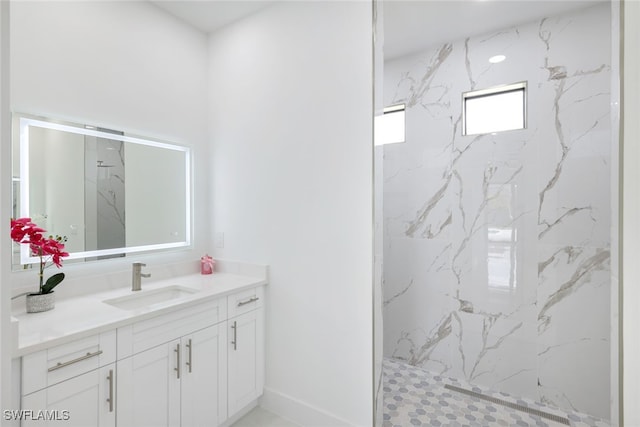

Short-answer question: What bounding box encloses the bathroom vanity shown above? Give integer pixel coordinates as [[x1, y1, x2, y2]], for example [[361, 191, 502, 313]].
[[11, 263, 266, 427], [9, 114, 266, 426]]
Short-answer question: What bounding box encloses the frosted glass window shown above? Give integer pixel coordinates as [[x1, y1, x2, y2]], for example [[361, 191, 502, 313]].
[[375, 104, 405, 146], [463, 82, 526, 135]]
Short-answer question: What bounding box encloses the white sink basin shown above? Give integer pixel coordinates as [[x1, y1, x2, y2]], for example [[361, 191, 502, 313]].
[[103, 286, 198, 311]]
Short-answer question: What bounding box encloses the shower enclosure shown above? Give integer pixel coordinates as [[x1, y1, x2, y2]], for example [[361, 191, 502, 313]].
[[375, 1, 618, 424]]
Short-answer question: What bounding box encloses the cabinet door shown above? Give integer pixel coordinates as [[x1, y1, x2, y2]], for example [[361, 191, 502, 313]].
[[181, 324, 228, 427], [22, 364, 115, 427], [116, 340, 180, 427], [228, 309, 264, 417]]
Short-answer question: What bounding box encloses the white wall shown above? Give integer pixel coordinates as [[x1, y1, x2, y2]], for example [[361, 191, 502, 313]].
[[9, 1, 209, 292], [1, 0, 13, 416], [208, 2, 373, 425], [622, 0, 640, 424], [10, 1, 207, 143]]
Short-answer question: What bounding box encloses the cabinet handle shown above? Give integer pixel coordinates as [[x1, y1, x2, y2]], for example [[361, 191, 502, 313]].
[[106, 369, 114, 412], [186, 339, 192, 373], [231, 321, 237, 351], [237, 296, 259, 307], [174, 343, 181, 379], [48, 350, 103, 372]]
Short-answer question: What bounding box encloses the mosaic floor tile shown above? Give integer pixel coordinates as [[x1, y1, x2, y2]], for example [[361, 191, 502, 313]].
[[383, 358, 610, 427]]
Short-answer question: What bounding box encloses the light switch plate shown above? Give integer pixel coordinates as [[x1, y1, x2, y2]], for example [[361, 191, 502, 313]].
[[214, 232, 224, 248]]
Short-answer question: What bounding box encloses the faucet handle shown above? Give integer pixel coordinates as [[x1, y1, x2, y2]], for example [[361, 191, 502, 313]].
[[133, 262, 146, 268]]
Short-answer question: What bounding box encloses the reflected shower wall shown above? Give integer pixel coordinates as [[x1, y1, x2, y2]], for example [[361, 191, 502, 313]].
[[381, 3, 612, 421], [84, 130, 125, 259]]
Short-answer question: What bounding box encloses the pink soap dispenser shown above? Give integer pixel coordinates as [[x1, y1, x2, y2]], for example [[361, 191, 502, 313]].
[[201, 254, 215, 274]]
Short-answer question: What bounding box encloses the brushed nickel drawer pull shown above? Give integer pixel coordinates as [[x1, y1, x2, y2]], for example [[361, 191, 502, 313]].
[[175, 343, 181, 379], [231, 321, 237, 351], [48, 350, 103, 372], [237, 296, 259, 307], [106, 369, 114, 412], [186, 339, 193, 373]]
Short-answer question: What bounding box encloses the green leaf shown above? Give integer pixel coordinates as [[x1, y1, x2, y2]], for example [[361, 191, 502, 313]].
[[41, 272, 65, 294]]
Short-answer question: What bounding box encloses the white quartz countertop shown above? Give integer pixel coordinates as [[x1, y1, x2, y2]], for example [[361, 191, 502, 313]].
[[12, 271, 267, 357]]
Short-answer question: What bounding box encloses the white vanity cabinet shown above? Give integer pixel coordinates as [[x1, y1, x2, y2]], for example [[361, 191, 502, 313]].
[[181, 324, 228, 426], [22, 364, 115, 427], [227, 287, 265, 418], [116, 298, 228, 427], [116, 325, 228, 427], [20, 331, 117, 427], [116, 340, 181, 427]]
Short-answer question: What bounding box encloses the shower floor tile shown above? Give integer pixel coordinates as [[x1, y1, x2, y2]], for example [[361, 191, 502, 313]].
[[383, 358, 610, 427]]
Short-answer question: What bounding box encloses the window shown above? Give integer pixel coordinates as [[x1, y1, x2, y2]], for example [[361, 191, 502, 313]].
[[462, 82, 526, 136], [374, 104, 405, 146]]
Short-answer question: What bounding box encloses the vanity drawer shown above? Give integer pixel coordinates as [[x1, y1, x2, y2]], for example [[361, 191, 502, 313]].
[[22, 330, 116, 396], [117, 297, 225, 359], [227, 286, 264, 318]]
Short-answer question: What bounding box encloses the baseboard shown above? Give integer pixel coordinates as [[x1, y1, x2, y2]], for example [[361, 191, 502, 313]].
[[259, 387, 355, 427]]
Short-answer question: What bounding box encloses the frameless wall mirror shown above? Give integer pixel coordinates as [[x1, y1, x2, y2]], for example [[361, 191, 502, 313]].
[[12, 114, 191, 267]]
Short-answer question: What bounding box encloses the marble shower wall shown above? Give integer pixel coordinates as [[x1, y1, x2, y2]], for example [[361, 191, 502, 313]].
[[84, 134, 126, 256], [381, 4, 612, 420]]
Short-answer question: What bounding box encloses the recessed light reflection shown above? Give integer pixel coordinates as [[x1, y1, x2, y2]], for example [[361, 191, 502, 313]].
[[489, 55, 506, 64]]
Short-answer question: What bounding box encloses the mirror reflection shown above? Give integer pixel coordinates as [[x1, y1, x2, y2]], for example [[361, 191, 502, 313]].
[[13, 115, 191, 266]]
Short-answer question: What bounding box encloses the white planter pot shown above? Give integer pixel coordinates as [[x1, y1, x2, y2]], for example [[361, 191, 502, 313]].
[[26, 292, 55, 313]]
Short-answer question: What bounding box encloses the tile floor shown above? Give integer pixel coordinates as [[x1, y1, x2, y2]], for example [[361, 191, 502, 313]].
[[232, 359, 611, 427], [383, 358, 610, 427], [231, 406, 300, 427]]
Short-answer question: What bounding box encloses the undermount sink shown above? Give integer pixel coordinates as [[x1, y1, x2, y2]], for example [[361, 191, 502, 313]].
[[103, 285, 199, 311]]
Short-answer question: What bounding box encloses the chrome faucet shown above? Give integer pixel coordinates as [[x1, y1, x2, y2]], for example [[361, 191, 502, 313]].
[[132, 262, 151, 291]]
